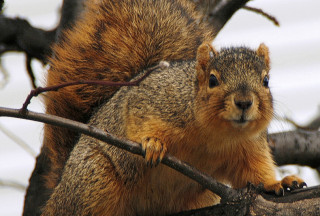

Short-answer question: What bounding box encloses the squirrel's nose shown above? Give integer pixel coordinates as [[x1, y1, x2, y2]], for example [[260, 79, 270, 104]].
[[235, 100, 252, 111]]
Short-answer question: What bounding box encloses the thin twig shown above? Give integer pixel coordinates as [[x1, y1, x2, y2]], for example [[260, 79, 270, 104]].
[[0, 123, 37, 157], [243, 6, 280, 26], [0, 57, 9, 89], [280, 116, 319, 131], [20, 61, 169, 113], [0, 106, 236, 201], [0, 179, 27, 191], [26, 54, 37, 89], [0, 0, 3, 12]]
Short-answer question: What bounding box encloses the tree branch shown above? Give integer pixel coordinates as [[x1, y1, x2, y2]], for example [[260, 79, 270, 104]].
[[55, 0, 86, 41], [0, 15, 56, 88], [1, 107, 320, 215], [0, 0, 3, 12], [243, 6, 279, 26], [206, 0, 250, 32], [0, 0, 84, 62], [307, 114, 320, 130], [0, 0, 82, 88], [0, 16, 55, 62], [269, 130, 320, 168], [0, 106, 236, 201], [20, 61, 169, 112], [171, 185, 320, 216]]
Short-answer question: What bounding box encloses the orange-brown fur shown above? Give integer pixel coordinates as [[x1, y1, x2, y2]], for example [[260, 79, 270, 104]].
[[43, 0, 214, 189], [42, 43, 305, 215]]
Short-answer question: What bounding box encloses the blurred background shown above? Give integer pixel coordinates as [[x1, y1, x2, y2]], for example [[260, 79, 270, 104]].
[[0, 0, 319, 215]]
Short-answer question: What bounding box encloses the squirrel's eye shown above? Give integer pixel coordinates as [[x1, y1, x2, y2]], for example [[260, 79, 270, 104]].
[[209, 74, 219, 88], [263, 76, 269, 87]]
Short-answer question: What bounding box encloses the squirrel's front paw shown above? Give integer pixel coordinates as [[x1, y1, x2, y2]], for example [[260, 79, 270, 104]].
[[264, 175, 307, 196], [281, 175, 307, 190], [141, 137, 167, 167]]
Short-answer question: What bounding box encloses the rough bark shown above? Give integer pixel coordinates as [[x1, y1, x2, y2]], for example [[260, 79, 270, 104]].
[[172, 186, 320, 216], [269, 130, 320, 168]]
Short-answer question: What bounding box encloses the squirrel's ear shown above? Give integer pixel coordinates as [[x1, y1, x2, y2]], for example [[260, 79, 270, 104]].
[[196, 43, 217, 83], [257, 43, 270, 69], [196, 43, 217, 71]]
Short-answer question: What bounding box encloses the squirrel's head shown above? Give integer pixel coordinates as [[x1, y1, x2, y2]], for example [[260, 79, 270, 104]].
[[195, 42, 273, 140]]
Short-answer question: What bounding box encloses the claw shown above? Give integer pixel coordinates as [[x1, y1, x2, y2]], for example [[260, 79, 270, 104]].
[[291, 181, 299, 189], [300, 182, 307, 188], [155, 157, 161, 166], [281, 175, 306, 191], [141, 137, 148, 156], [149, 158, 153, 168], [277, 187, 284, 196], [141, 137, 167, 167]]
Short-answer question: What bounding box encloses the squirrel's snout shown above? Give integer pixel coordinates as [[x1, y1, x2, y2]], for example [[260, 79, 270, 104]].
[[221, 93, 259, 125], [234, 100, 253, 111]]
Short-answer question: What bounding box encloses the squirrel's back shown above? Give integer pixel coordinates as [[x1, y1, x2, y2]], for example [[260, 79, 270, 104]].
[[44, 0, 214, 189]]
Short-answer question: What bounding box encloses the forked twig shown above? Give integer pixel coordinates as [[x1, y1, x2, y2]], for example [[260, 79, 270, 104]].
[[20, 61, 169, 113]]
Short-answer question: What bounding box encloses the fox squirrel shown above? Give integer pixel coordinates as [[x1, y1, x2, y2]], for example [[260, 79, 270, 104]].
[[41, 41, 306, 215], [23, 0, 214, 214], [43, 0, 213, 189], [25, 0, 306, 215]]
